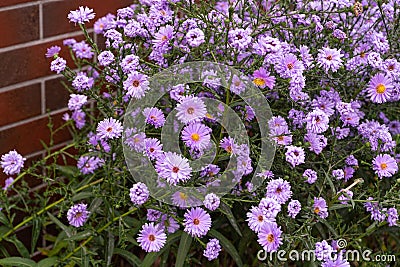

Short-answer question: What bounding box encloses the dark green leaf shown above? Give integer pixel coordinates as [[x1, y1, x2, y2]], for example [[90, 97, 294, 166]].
[[209, 229, 243, 267], [114, 248, 141, 266], [47, 212, 72, 238], [31, 218, 41, 254], [175, 232, 192, 267], [37, 257, 59, 267], [0, 212, 11, 227], [6, 236, 30, 258], [71, 192, 93, 202], [218, 202, 242, 237], [0, 257, 37, 267], [66, 230, 93, 241], [55, 165, 78, 179]]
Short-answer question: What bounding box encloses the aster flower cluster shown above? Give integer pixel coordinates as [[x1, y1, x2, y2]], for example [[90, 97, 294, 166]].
[[2, 0, 400, 265]]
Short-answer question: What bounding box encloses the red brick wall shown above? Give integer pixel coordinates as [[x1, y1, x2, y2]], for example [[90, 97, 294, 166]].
[[0, 0, 133, 184]]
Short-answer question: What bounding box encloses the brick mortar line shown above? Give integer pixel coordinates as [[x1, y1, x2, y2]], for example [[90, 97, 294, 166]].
[[0, 0, 64, 12], [39, 2, 43, 40], [25, 139, 72, 159], [0, 64, 90, 93], [41, 80, 46, 114], [0, 107, 69, 132], [0, 28, 94, 54]]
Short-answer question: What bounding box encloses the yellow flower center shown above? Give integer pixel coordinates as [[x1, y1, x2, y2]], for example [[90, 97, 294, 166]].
[[179, 192, 188, 200], [380, 163, 387, 170], [314, 207, 320, 214], [253, 78, 265, 87], [267, 234, 274, 243], [191, 133, 200, 141], [375, 84, 386, 94]]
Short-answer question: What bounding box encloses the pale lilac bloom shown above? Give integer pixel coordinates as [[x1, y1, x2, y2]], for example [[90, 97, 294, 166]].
[[203, 193, 220, 211], [317, 47, 343, 73], [67, 203, 89, 227], [313, 197, 328, 219], [258, 197, 281, 219], [50, 57, 66, 74], [156, 152, 192, 185], [45, 46, 61, 58], [387, 207, 398, 226], [1, 150, 26, 175], [143, 107, 166, 128], [68, 94, 87, 111], [137, 223, 167, 252], [3, 177, 14, 190], [257, 222, 283, 252], [186, 28, 205, 47], [96, 118, 123, 140], [144, 138, 163, 160], [266, 178, 292, 204], [338, 189, 353, 205], [285, 146, 305, 167], [367, 73, 393, 103], [372, 154, 398, 178], [203, 238, 221, 261], [68, 6, 95, 24], [183, 207, 212, 237], [303, 169, 318, 184], [123, 72, 149, 99], [176, 96, 207, 124], [129, 182, 149, 205], [181, 123, 211, 151], [287, 199, 301, 218], [305, 109, 329, 134]]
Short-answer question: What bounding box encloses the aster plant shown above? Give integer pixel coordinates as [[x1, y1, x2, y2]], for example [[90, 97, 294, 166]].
[[0, 0, 400, 266]]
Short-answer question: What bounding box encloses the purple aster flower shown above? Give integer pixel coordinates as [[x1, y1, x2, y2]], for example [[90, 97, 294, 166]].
[[144, 138, 163, 160], [338, 189, 353, 205], [287, 199, 301, 218], [88, 132, 110, 152], [317, 47, 343, 73], [147, 209, 162, 222], [257, 222, 283, 252], [200, 164, 220, 178], [94, 13, 115, 34], [72, 109, 86, 129], [275, 53, 304, 79], [156, 152, 192, 185], [181, 123, 211, 151], [367, 73, 393, 103], [160, 214, 180, 234], [285, 145, 305, 167], [305, 109, 329, 134], [304, 133, 327, 155], [171, 191, 194, 208], [50, 57, 66, 74], [343, 166, 355, 181], [124, 129, 146, 152], [123, 72, 149, 99], [315, 240, 333, 261], [129, 182, 149, 206], [72, 72, 94, 91], [45, 46, 61, 58], [332, 169, 344, 180], [137, 223, 167, 252], [63, 38, 76, 47], [1, 150, 26, 175], [121, 54, 140, 74], [143, 107, 166, 128], [258, 197, 281, 219], [72, 41, 94, 59], [321, 256, 350, 267], [176, 96, 207, 124], [313, 197, 329, 219], [219, 136, 236, 154], [186, 28, 205, 47], [68, 6, 95, 24], [68, 94, 87, 111], [203, 193, 220, 211], [252, 67, 276, 89], [228, 28, 252, 50], [97, 51, 115, 66], [266, 178, 292, 204], [153, 25, 174, 49], [387, 207, 398, 226], [246, 206, 273, 233], [203, 238, 221, 261], [372, 154, 398, 178], [183, 207, 212, 237], [345, 155, 358, 166], [3, 177, 14, 191], [77, 156, 103, 174], [67, 203, 89, 227], [96, 118, 123, 140], [303, 169, 318, 184], [230, 74, 246, 95]]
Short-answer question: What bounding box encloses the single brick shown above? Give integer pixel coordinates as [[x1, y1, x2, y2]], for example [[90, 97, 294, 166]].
[[0, 5, 39, 48], [0, 83, 41, 127], [45, 77, 70, 112]]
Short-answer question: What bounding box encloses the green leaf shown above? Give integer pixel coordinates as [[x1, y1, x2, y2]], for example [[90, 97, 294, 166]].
[[0, 257, 37, 267], [55, 165, 78, 179], [71, 192, 93, 202], [113, 248, 141, 266], [66, 230, 93, 241], [218, 202, 242, 237], [209, 229, 243, 267], [6, 236, 30, 258], [0, 212, 11, 227], [47, 212, 72, 238], [175, 232, 192, 267], [31, 218, 41, 254], [37, 257, 59, 267], [141, 231, 181, 267], [106, 231, 114, 267]]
